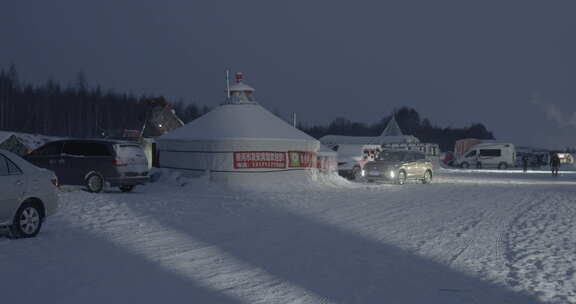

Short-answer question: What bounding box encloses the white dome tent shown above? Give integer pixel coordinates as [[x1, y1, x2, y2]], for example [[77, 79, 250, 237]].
[[157, 72, 320, 185]]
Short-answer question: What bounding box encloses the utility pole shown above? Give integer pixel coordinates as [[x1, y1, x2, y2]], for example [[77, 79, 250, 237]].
[[0, 101, 4, 130], [226, 69, 231, 99]]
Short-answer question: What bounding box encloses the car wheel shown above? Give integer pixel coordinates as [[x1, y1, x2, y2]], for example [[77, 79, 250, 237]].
[[119, 185, 135, 192], [422, 170, 433, 184], [498, 162, 508, 170], [397, 170, 407, 185], [352, 166, 361, 181], [461, 162, 469, 169], [86, 173, 104, 193], [9, 202, 43, 239]]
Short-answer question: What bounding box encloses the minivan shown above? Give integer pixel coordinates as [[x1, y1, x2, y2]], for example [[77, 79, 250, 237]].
[[455, 143, 516, 169], [24, 139, 149, 193]]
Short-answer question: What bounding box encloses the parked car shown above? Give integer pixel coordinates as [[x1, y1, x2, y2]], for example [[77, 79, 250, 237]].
[[24, 139, 149, 193], [0, 149, 59, 238], [330, 144, 381, 180], [455, 143, 516, 169], [362, 150, 433, 184]]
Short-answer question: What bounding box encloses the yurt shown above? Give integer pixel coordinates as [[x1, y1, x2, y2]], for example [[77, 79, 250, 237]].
[[157, 73, 320, 184]]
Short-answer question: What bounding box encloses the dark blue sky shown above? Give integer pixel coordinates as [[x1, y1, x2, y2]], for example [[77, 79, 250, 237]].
[[2, 0, 575, 148]]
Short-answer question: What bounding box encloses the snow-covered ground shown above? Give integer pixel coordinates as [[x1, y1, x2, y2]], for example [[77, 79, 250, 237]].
[[2, 169, 576, 303]]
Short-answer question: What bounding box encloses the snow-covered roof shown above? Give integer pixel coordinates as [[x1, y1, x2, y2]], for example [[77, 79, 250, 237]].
[[0, 132, 13, 143], [380, 115, 403, 137], [319, 114, 422, 146], [229, 82, 255, 93], [159, 103, 319, 142], [0, 131, 64, 150], [318, 144, 337, 156], [516, 146, 550, 153], [320, 135, 382, 145], [335, 144, 370, 156], [225, 72, 258, 105], [320, 134, 419, 145], [380, 135, 420, 144]]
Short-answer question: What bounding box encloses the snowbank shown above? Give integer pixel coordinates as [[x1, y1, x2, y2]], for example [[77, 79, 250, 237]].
[[150, 168, 351, 193]]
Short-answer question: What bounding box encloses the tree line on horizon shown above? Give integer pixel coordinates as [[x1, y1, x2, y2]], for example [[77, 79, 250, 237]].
[[299, 107, 494, 152], [0, 64, 207, 138], [0, 64, 494, 151]]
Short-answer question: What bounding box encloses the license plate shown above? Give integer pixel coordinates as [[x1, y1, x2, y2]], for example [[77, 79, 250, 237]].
[[368, 170, 380, 176]]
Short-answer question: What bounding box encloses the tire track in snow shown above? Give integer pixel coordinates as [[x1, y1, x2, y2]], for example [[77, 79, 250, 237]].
[[502, 191, 546, 287], [502, 189, 576, 303], [278, 180, 576, 304], [286, 181, 513, 277], [471, 187, 550, 283], [441, 187, 525, 277]]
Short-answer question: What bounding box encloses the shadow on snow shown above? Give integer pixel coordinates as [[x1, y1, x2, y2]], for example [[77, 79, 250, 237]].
[[124, 187, 545, 304]]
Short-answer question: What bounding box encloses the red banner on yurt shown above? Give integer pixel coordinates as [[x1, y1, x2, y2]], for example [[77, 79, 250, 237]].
[[233, 151, 287, 169], [288, 151, 316, 168]]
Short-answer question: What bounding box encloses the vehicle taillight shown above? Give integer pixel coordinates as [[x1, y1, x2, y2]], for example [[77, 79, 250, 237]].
[[113, 159, 128, 167], [51, 176, 59, 187]]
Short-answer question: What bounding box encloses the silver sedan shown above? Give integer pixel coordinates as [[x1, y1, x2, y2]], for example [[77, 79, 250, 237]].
[[362, 150, 433, 184], [0, 149, 59, 238]]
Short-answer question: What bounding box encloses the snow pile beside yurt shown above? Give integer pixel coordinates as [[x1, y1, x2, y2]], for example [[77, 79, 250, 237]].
[[149, 165, 350, 193]]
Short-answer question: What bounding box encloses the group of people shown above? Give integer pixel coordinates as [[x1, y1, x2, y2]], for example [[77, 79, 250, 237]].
[[521, 152, 561, 176]]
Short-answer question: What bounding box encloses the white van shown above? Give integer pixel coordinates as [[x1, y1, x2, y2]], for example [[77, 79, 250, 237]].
[[456, 143, 516, 169]]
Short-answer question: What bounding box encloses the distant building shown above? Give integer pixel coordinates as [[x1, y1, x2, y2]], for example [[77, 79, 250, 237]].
[[137, 98, 186, 167], [454, 138, 484, 157], [320, 115, 440, 156], [142, 98, 184, 138]]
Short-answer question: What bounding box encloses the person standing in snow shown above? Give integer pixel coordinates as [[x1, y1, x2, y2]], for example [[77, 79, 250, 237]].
[[522, 155, 529, 173], [550, 153, 561, 176]]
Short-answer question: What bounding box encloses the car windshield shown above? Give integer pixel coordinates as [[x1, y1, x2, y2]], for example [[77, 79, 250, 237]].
[[377, 151, 406, 161]]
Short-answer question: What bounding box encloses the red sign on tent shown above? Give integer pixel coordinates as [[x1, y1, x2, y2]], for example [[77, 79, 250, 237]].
[[233, 151, 287, 169], [288, 151, 316, 168]]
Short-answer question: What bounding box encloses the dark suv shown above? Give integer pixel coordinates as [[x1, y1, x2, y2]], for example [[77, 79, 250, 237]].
[[24, 139, 149, 193]]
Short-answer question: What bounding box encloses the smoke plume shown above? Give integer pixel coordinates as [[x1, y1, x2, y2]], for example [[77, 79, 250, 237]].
[[530, 93, 576, 128]]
